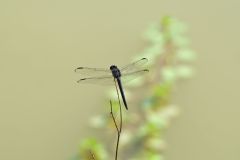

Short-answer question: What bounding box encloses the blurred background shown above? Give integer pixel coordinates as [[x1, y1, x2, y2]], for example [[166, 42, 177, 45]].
[[0, 1, 239, 160]]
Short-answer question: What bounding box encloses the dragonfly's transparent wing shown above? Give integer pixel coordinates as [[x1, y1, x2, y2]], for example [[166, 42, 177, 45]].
[[121, 69, 149, 83], [77, 75, 115, 85], [75, 67, 111, 77], [121, 58, 148, 74]]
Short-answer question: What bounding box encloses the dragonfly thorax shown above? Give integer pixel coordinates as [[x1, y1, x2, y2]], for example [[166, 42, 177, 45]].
[[110, 65, 121, 78]]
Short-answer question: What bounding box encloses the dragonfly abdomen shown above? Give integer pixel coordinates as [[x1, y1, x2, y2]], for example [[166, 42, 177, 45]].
[[116, 78, 128, 110]]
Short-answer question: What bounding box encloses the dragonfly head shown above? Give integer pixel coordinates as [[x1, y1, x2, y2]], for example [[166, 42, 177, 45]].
[[110, 65, 118, 70], [110, 65, 121, 78]]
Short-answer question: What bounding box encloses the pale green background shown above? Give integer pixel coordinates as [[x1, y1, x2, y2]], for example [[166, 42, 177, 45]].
[[0, 1, 239, 160]]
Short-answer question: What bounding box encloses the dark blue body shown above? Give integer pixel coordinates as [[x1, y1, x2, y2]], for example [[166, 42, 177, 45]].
[[110, 65, 128, 110]]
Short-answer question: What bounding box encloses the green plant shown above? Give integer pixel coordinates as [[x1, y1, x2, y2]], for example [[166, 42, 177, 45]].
[[75, 16, 196, 160]]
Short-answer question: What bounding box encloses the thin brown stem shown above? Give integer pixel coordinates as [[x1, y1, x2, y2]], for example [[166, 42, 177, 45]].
[[110, 100, 119, 133], [109, 79, 123, 160]]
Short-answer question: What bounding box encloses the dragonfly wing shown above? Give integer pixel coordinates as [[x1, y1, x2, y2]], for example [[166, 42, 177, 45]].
[[75, 67, 111, 77], [121, 69, 149, 83], [121, 58, 148, 74], [77, 75, 115, 85]]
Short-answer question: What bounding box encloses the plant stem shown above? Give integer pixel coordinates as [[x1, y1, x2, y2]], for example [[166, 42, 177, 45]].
[[109, 79, 123, 160]]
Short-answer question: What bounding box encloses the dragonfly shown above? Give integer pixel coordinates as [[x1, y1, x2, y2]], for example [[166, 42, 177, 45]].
[[75, 58, 149, 110]]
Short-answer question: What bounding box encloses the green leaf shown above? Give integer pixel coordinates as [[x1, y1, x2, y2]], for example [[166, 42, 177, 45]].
[[168, 18, 188, 36], [153, 83, 171, 98], [176, 49, 196, 61], [146, 137, 165, 151], [161, 16, 172, 28], [176, 65, 194, 78], [144, 151, 164, 160], [161, 66, 176, 82], [172, 36, 190, 47], [79, 138, 108, 160]]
